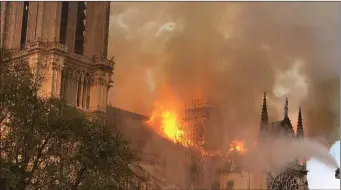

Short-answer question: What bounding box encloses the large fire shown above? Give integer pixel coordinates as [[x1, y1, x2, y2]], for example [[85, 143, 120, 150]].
[[146, 101, 247, 158], [147, 109, 186, 144]]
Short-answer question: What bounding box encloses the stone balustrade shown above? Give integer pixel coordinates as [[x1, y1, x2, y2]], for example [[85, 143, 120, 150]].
[[9, 41, 114, 69]]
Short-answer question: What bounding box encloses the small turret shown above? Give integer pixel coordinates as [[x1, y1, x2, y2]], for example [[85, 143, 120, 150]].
[[261, 92, 269, 125], [295, 107, 307, 168], [296, 107, 304, 138], [259, 92, 269, 140], [281, 97, 294, 137]]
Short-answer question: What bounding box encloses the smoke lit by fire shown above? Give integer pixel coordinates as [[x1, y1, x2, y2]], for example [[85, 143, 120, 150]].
[[146, 101, 247, 158], [109, 3, 340, 146], [107, 3, 339, 187]]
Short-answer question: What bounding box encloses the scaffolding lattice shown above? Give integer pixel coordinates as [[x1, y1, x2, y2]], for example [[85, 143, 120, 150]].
[[183, 99, 215, 188]]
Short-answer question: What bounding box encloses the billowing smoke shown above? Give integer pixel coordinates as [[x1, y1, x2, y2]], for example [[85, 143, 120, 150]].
[[108, 2, 339, 143], [107, 3, 340, 184]]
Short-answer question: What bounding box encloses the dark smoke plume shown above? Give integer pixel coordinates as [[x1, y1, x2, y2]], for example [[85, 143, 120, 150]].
[[108, 2, 340, 145]]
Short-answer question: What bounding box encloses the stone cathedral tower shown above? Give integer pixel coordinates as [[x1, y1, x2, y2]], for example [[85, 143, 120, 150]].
[[0, 2, 113, 114], [259, 93, 309, 190]]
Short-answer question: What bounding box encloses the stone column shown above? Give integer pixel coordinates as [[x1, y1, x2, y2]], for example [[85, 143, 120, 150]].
[[45, 54, 64, 98], [66, 2, 78, 52], [54, 2, 62, 42], [89, 79, 97, 111], [26, 2, 38, 42], [0, 2, 7, 48], [83, 2, 110, 58], [28, 53, 53, 98], [89, 72, 102, 112], [69, 74, 78, 106], [103, 85, 107, 110], [78, 75, 84, 108], [3, 2, 24, 50], [73, 75, 78, 106], [65, 70, 73, 105], [35, 2, 44, 41], [100, 84, 104, 110], [41, 2, 60, 42], [28, 53, 40, 79], [51, 68, 57, 96], [54, 63, 64, 98]]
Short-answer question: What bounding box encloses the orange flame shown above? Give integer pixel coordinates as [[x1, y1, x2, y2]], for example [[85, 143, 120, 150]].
[[146, 102, 250, 158], [146, 87, 248, 159], [145, 90, 191, 146], [147, 109, 185, 143], [229, 139, 247, 154]]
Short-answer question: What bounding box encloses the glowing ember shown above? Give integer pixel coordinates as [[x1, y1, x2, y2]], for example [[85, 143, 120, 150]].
[[229, 139, 247, 154]]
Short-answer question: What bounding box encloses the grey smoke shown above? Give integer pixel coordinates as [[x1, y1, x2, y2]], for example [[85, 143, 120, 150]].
[[108, 2, 340, 144], [107, 3, 340, 187], [242, 137, 339, 172]]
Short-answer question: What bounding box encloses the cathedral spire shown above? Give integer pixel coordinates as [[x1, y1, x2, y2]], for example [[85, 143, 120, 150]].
[[296, 107, 304, 138], [259, 92, 269, 140], [284, 97, 289, 119], [261, 92, 268, 125], [281, 97, 294, 137]]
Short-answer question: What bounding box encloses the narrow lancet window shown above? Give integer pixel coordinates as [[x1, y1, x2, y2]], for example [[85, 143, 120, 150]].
[[20, 1, 29, 49], [59, 2, 69, 45], [74, 2, 86, 55]]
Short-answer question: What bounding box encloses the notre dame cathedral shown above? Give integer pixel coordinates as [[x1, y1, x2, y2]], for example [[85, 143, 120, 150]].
[[1, 2, 311, 189], [260, 93, 310, 190], [0, 2, 112, 116]]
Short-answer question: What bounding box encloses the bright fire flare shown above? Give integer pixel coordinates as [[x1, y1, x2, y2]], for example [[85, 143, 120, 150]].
[[146, 86, 248, 159], [146, 106, 188, 145], [229, 139, 247, 154], [146, 103, 249, 158], [160, 111, 184, 142]]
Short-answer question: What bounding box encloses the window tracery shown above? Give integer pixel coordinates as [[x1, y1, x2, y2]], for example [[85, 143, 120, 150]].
[[269, 172, 300, 190]]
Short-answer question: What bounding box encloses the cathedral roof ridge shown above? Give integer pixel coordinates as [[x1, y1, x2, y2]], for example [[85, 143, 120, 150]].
[[108, 106, 149, 119]]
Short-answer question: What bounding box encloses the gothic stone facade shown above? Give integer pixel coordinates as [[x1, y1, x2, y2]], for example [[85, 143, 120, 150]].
[[1, 2, 113, 114], [218, 93, 309, 190]]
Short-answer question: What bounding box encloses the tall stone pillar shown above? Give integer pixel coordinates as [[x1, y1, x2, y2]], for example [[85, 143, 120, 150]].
[[30, 54, 64, 98], [89, 68, 111, 113], [52, 61, 64, 98], [65, 70, 74, 105], [78, 75, 84, 108], [66, 2, 78, 52], [89, 74, 101, 112], [26, 2, 39, 43], [3, 2, 24, 50], [69, 74, 78, 106], [35, 2, 45, 41], [0, 2, 7, 48], [83, 2, 110, 58], [41, 2, 61, 42]]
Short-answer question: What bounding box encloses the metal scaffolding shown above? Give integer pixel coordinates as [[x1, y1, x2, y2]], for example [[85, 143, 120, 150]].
[[183, 98, 215, 188]]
